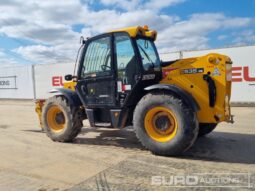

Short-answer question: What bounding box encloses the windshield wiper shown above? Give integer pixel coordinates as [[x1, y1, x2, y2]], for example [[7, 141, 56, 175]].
[[138, 44, 154, 68]]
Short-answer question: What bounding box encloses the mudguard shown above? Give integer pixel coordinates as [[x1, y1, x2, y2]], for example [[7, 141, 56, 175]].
[[144, 84, 200, 112], [49, 88, 82, 107]]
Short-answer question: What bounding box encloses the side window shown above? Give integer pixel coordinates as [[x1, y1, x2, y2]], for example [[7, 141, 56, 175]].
[[115, 35, 135, 70], [137, 39, 160, 71], [82, 36, 111, 77], [115, 34, 137, 85]]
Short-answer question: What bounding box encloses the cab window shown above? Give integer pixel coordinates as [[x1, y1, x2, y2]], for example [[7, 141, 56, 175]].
[[115, 33, 138, 85], [115, 35, 135, 69], [82, 36, 111, 77], [136, 39, 160, 71]]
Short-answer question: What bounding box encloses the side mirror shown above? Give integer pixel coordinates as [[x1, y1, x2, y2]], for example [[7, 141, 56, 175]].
[[65, 74, 73, 81], [80, 36, 86, 44]]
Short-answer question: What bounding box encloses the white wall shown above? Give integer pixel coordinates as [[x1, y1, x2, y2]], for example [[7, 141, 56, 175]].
[[160, 51, 181, 61], [34, 63, 73, 99], [0, 65, 34, 99], [0, 45, 254, 103]]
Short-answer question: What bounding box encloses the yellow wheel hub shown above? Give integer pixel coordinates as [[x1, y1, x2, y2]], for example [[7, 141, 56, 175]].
[[46, 105, 66, 132], [144, 106, 178, 142]]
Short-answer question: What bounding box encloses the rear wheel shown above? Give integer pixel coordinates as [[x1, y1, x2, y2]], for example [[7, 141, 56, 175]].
[[133, 93, 199, 156], [42, 96, 83, 142], [198, 123, 217, 137]]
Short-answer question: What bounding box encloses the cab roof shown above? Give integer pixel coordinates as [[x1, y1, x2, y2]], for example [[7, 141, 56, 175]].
[[109, 25, 157, 41]]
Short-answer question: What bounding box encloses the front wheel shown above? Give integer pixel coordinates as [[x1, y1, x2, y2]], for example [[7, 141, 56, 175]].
[[133, 93, 199, 156], [42, 96, 83, 142]]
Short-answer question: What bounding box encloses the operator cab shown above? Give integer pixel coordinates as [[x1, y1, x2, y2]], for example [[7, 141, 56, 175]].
[[75, 26, 162, 127]]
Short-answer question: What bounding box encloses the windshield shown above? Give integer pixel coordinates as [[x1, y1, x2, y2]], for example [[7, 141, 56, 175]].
[[136, 39, 160, 71]]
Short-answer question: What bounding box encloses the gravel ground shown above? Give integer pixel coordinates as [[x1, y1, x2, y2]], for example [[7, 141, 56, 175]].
[[0, 100, 254, 191]]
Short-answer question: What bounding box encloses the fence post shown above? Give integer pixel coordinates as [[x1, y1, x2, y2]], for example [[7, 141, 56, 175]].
[[31, 65, 36, 100], [179, 51, 183, 59]]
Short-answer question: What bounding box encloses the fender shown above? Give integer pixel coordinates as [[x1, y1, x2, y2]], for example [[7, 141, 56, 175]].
[[49, 88, 82, 107], [144, 84, 200, 112]]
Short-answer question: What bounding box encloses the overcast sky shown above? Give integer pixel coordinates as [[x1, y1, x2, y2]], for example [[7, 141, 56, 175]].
[[0, 0, 254, 66]]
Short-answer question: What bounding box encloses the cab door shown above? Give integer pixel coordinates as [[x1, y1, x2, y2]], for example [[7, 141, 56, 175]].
[[76, 35, 116, 107], [114, 33, 140, 106]]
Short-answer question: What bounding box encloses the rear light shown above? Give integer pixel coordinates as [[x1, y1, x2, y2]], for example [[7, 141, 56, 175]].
[[226, 61, 232, 81]]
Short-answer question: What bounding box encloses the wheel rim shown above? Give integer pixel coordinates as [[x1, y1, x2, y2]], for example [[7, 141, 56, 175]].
[[46, 105, 66, 132], [144, 106, 178, 142]]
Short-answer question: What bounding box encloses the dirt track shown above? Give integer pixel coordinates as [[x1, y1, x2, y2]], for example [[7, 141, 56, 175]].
[[0, 100, 254, 191]]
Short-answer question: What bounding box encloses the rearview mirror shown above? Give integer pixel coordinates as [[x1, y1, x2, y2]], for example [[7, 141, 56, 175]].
[[65, 74, 73, 81], [80, 36, 86, 44]]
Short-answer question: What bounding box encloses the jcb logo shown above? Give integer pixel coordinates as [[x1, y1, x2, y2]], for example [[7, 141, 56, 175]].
[[232, 66, 255, 82]]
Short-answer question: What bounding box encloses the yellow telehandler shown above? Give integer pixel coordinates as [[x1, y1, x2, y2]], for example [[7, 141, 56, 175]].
[[35, 25, 233, 156]]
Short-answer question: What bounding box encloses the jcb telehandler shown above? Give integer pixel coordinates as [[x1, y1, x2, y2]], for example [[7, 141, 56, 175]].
[[35, 25, 233, 156]]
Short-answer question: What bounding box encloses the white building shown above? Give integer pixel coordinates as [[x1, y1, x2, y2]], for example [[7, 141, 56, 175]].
[[0, 45, 255, 104]]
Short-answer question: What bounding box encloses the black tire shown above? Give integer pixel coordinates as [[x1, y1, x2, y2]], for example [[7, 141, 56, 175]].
[[198, 123, 217, 137], [42, 96, 83, 142], [133, 93, 199, 156]]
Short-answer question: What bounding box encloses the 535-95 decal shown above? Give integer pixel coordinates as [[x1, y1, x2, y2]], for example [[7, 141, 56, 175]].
[[181, 68, 204, 75]]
